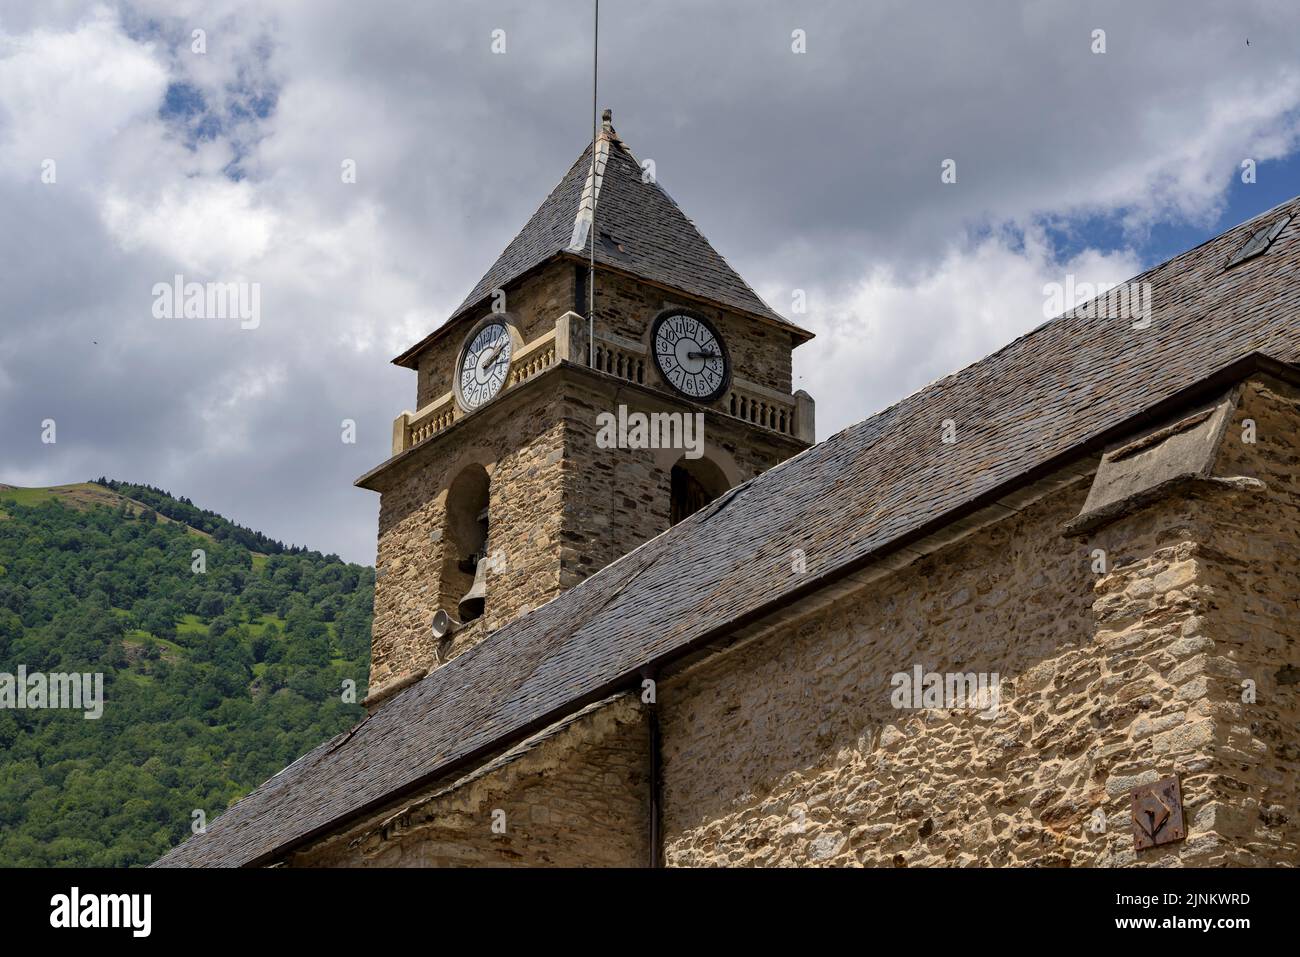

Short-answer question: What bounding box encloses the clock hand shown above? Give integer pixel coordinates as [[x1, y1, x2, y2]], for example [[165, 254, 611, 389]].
[[688, 351, 720, 360]]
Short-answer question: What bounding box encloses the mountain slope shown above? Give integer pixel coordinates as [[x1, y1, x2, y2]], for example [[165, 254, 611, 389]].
[[0, 482, 372, 867]]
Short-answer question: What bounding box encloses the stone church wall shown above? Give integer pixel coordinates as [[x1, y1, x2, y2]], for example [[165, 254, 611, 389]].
[[368, 385, 567, 685], [286, 694, 650, 867], [316, 376, 1295, 867], [1198, 378, 1300, 863], [658, 376, 1299, 866], [557, 375, 803, 588]]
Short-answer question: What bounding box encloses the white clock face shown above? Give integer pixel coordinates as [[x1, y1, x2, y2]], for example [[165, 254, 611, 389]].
[[457, 321, 513, 410], [652, 313, 729, 401]]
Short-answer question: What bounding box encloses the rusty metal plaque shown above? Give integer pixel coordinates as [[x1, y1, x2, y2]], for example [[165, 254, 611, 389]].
[[1131, 776, 1186, 850]]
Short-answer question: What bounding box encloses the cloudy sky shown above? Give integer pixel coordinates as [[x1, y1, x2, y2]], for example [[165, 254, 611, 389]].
[[3, 0, 1300, 564]]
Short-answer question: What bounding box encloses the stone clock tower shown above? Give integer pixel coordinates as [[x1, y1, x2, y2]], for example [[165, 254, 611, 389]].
[[356, 111, 815, 703]]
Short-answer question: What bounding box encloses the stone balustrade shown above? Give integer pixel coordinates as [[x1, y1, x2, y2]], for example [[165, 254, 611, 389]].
[[592, 332, 647, 386], [724, 378, 815, 443], [393, 391, 456, 454], [392, 313, 585, 455], [507, 328, 558, 388], [391, 310, 813, 455]]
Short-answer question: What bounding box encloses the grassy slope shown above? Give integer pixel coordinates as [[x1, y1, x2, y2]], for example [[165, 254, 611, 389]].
[[0, 483, 231, 546]]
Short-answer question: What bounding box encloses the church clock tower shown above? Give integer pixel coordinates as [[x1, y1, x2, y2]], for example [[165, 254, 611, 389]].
[[356, 111, 815, 704]]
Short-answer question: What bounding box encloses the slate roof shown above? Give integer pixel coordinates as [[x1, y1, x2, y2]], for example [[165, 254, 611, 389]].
[[157, 196, 1300, 867], [393, 117, 809, 367]]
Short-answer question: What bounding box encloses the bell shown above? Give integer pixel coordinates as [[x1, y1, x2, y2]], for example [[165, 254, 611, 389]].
[[458, 558, 488, 622]]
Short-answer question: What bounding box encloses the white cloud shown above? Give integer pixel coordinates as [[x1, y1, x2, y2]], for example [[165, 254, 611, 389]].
[[101, 179, 276, 272], [0, 6, 168, 176], [785, 229, 1145, 439], [0, 3, 280, 204]]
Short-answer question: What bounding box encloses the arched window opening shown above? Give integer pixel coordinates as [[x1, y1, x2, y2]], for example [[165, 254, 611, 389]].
[[670, 456, 730, 526], [441, 464, 490, 622]]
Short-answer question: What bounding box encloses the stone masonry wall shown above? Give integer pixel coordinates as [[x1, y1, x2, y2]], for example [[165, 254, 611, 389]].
[[658, 382, 1299, 866], [368, 386, 566, 685], [1196, 378, 1300, 862], [660, 477, 1101, 866], [557, 375, 805, 587], [287, 694, 650, 867]]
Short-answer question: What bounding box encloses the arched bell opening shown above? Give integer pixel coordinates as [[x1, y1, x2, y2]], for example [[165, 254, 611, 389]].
[[670, 455, 731, 526], [440, 463, 490, 622]]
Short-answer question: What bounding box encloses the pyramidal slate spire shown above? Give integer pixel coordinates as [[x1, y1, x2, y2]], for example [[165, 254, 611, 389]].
[[447, 110, 809, 336]]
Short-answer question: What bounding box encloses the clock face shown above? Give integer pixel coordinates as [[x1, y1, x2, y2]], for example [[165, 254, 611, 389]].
[[457, 321, 513, 411], [652, 313, 729, 401]]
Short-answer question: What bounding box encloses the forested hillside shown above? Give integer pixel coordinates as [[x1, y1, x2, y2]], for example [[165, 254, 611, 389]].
[[0, 483, 372, 867]]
